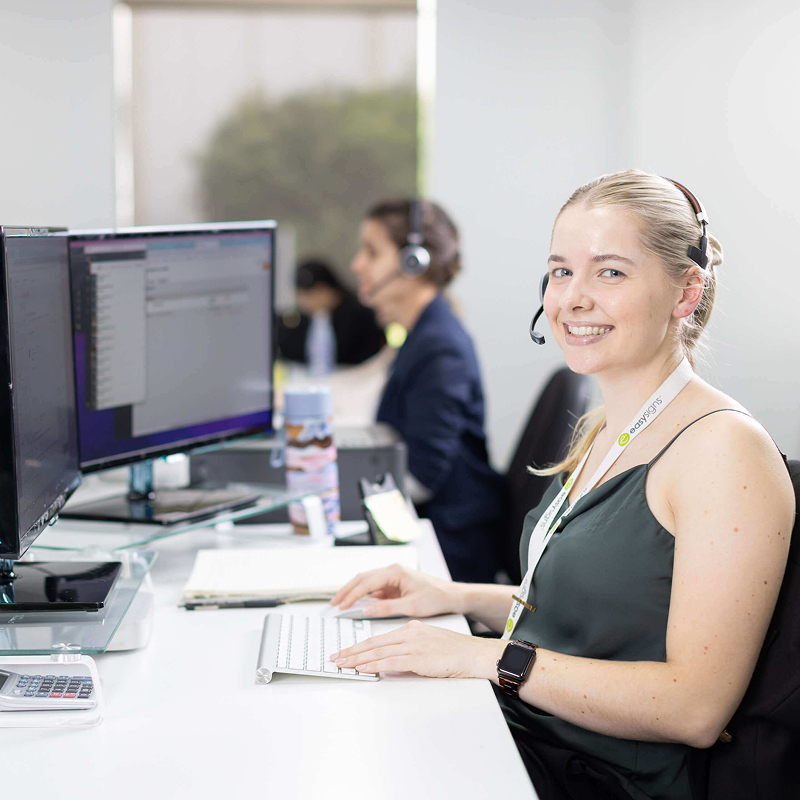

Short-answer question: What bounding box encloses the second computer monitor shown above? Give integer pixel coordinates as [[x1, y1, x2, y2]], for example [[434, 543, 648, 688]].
[[67, 222, 276, 473]]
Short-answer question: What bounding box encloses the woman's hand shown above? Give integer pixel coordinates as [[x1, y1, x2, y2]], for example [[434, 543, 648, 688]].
[[330, 619, 506, 679], [329, 564, 461, 619]]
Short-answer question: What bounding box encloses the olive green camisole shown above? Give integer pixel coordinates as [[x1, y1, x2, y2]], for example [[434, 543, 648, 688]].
[[498, 410, 742, 800]]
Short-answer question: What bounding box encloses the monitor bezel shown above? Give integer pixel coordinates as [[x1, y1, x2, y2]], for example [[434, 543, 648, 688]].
[[64, 220, 277, 474], [0, 227, 82, 559]]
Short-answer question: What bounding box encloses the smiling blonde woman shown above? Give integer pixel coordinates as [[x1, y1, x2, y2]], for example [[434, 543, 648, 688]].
[[330, 170, 794, 800]]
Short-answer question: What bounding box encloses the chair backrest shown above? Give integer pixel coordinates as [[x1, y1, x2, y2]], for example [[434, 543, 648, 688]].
[[501, 367, 593, 583], [689, 457, 800, 800]]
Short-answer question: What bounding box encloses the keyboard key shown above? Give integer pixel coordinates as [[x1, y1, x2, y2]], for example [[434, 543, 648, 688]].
[[277, 615, 291, 669], [288, 616, 307, 671], [305, 616, 322, 673], [339, 622, 355, 651]]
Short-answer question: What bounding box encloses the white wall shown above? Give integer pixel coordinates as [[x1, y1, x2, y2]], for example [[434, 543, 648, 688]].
[[432, 0, 631, 467], [627, 0, 800, 457], [434, 0, 800, 466], [0, 0, 115, 228]]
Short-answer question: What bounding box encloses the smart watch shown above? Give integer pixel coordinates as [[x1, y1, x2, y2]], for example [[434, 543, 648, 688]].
[[496, 639, 537, 698]]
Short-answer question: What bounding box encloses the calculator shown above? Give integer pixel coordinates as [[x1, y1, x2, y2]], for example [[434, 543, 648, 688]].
[[0, 667, 96, 711]]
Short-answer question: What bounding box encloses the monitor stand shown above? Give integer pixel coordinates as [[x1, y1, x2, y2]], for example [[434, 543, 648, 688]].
[[60, 460, 262, 526], [0, 559, 16, 605]]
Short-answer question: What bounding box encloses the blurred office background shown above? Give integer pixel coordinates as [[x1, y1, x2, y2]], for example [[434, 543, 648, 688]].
[[1, 0, 798, 464]]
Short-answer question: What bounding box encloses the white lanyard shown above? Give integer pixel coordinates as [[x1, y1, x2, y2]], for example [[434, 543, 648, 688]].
[[502, 357, 694, 639]]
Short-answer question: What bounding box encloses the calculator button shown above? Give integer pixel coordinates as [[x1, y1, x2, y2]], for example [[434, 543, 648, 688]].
[[24, 691, 35, 697], [36, 692, 49, 697], [50, 692, 62, 698], [64, 693, 76, 698]]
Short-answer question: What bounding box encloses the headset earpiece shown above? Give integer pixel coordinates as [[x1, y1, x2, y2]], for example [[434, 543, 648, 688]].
[[529, 273, 549, 345], [399, 199, 431, 277], [664, 178, 710, 270]]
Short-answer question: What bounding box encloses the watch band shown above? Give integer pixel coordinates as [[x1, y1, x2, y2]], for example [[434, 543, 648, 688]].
[[497, 640, 537, 698]]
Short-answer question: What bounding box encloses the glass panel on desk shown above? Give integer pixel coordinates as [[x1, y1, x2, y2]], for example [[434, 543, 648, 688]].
[[39, 484, 311, 550], [0, 551, 156, 656]]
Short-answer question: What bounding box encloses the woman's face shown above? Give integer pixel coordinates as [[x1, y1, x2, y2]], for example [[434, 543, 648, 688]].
[[544, 203, 686, 377], [350, 219, 403, 324]]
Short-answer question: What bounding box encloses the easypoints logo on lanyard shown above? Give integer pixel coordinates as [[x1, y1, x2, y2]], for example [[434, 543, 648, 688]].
[[502, 357, 694, 639]]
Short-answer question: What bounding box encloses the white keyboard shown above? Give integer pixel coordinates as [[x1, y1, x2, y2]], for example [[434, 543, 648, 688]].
[[256, 613, 378, 683]]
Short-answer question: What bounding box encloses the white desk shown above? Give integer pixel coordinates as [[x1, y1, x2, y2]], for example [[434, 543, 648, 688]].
[[2, 520, 536, 800]]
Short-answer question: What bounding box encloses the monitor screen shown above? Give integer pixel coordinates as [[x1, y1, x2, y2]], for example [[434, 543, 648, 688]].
[[0, 227, 81, 560], [67, 222, 275, 472]]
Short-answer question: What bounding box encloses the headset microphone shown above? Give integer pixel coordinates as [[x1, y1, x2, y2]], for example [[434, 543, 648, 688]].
[[364, 270, 400, 301], [529, 273, 549, 345]]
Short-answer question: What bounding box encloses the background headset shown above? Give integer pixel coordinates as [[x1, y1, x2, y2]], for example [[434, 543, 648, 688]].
[[399, 199, 431, 277], [529, 177, 709, 345]]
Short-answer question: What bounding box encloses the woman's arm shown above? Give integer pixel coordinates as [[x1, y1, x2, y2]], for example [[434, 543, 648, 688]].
[[335, 415, 794, 748]]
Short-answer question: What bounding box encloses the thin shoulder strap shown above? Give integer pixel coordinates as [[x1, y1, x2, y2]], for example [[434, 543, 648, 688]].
[[647, 408, 750, 469]]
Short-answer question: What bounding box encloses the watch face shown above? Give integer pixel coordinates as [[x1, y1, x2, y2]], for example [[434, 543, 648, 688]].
[[498, 643, 535, 676]]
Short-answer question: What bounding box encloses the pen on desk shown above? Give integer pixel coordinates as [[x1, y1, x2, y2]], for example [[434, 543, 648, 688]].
[[182, 599, 284, 611], [181, 594, 334, 610]]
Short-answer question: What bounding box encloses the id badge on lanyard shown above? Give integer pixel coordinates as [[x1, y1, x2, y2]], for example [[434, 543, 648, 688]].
[[502, 358, 693, 639]]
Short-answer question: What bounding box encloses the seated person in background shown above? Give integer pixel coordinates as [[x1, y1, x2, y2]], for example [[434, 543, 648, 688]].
[[331, 171, 794, 800], [350, 198, 506, 583], [276, 258, 385, 368]]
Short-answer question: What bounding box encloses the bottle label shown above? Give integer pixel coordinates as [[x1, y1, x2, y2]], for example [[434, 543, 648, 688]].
[[285, 413, 340, 534]]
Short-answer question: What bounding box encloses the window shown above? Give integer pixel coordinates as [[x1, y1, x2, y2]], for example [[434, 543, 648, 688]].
[[117, 2, 418, 303]]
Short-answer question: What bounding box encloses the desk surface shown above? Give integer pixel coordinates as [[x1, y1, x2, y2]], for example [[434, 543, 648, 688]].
[[2, 521, 536, 800]]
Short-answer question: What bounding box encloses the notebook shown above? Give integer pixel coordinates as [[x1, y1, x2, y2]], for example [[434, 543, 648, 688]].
[[181, 544, 419, 602]]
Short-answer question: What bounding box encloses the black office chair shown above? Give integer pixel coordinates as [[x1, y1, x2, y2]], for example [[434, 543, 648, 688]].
[[688, 457, 800, 800], [500, 367, 593, 584]]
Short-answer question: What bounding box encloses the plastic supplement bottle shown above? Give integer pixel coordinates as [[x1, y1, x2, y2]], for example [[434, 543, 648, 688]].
[[284, 387, 340, 535]]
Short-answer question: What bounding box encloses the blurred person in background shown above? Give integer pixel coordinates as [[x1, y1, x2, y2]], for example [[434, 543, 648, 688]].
[[276, 258, 385, 371], [350, 198, 506, 583]]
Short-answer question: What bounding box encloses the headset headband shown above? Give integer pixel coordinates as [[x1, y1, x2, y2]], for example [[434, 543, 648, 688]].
[[408, 199, 424, 246], [663, 177, 709, 270]]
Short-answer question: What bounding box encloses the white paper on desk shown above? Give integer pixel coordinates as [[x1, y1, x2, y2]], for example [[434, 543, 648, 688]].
[[181, 545, 419, 600]]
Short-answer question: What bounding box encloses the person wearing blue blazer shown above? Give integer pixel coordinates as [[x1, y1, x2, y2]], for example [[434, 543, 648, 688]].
[[351, 198, 506, 583]]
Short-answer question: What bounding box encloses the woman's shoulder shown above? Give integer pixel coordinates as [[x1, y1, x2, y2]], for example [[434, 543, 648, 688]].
[[659, 383, 792, 505]]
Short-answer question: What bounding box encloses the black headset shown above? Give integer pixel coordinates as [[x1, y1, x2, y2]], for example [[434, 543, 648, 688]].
[[529, 177, 709, 346], [399, 199, 431, 277]]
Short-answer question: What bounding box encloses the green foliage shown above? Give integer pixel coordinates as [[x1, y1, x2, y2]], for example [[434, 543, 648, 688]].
[[195, 85, 418, 276]]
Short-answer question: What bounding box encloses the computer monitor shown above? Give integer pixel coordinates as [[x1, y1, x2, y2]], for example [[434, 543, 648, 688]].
[[0, 227, 110, 612], [62, 221, 276, 524], [0, 227, 82, 563]]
